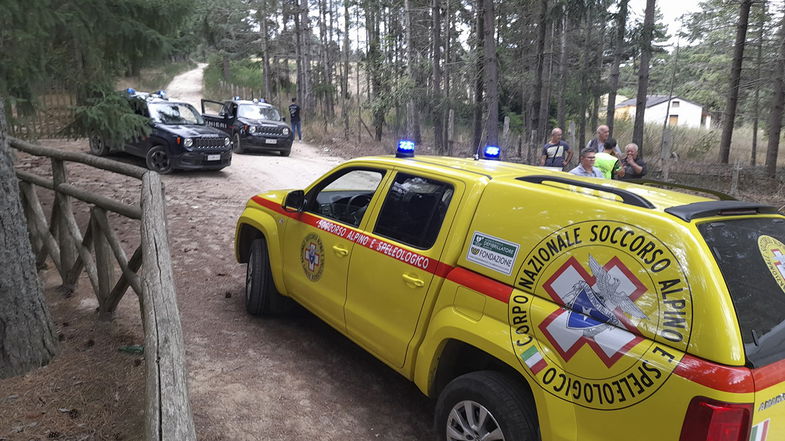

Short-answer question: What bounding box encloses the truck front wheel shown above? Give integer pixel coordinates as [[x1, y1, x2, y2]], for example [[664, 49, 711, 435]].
[[435, 371, 539, 441], [246, 237, 291, 316]]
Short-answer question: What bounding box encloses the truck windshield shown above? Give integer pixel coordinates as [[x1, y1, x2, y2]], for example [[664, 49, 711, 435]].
[[148, 103, 204, 125], [238, 104, 281, 121], [699, 217, 785, 367]]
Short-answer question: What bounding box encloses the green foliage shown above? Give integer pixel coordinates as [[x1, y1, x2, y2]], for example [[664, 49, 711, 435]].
[[65, 92, 150, 145], [1, 0, 197, 139]]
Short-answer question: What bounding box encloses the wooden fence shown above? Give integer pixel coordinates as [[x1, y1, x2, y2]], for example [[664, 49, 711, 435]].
[[9, 137, 196, 441], [9, 91, 76, 139]]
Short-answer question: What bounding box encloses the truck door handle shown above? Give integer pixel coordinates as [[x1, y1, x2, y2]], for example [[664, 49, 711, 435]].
[[402, 273, 425, 288], [332, 245, 349, 257]]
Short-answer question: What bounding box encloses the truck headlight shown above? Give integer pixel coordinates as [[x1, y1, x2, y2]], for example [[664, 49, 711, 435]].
[[224, 137, 230, 146], [283, 128, 290, 136], [184, 138, 193, 147], [249, 126, 257, 134]]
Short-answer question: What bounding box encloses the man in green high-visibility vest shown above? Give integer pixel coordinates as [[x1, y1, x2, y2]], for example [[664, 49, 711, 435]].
[[595, 138, 624, 179]]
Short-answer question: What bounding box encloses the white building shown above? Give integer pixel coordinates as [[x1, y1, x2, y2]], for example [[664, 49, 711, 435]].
[[615, 95, 711, 129]]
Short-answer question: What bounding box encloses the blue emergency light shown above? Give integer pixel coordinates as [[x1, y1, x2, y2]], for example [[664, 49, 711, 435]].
[[233, 96, 241, 100], [126, 88, 136, 95], [396, 140, 415, 158], [156, 90, 168, 99], [483, 145, 501, 160]]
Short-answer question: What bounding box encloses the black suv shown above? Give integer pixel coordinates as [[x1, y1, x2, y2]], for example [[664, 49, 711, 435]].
[[201, 98, 293, 156], [89, 89, 233, 173]]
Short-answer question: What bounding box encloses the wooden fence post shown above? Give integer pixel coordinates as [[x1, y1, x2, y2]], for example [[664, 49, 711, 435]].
[[730, 159, 741, 196], [52, 158, 76, 292], [91, 208, 115, 320]]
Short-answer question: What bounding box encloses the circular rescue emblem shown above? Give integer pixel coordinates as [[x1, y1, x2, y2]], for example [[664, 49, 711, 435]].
[[758, 235, 785, 294], [300, 233, 325, 281], [509, 221, 692, 410]]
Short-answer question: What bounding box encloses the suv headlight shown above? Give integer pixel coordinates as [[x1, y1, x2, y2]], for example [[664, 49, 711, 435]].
[[249, 126, 257, 134], [184, 138, 193, 147], [224, 137, 230, 146], [283, 128, 290, 136]]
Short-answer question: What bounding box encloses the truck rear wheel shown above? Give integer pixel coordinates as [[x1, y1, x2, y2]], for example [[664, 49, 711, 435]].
[[435, 371, 539, 441], [246, 237, 291, 316]]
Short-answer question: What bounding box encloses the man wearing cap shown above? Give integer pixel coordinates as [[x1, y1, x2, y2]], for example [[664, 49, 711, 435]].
[[595, 138, 624, 179]]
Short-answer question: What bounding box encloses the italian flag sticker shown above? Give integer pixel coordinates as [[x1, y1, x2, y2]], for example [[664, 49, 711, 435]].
[[750, 419, 770, 441], [521, 345, 548, 375]]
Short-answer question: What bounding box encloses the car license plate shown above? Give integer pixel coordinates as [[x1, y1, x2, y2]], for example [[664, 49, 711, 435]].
[[265, 138, 277, 144], [207, 154, 221, 161]]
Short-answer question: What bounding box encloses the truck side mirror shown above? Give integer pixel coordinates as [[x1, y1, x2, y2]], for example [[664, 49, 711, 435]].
[[283, 190, 305, 212]]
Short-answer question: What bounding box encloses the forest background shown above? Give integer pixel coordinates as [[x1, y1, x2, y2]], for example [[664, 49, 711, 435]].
[[3, 0, 785, 179]]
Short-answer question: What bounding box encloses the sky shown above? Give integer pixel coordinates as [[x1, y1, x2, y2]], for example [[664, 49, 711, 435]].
[[629, 0, 702, 47]]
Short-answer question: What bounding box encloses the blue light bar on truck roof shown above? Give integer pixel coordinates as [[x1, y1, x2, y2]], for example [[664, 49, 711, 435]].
[[484, 145, 501, 160], [396, 140, 415, 158]]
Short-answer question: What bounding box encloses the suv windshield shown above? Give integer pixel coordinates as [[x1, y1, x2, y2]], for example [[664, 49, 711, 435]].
[[237, 104, 281, 121], [699, 217, 785, 367], [148, 102, 204, 125]]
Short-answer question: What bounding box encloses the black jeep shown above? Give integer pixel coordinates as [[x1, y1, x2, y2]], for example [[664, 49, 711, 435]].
[[89, 89, 233, 174], [201, 98, 293, 156]]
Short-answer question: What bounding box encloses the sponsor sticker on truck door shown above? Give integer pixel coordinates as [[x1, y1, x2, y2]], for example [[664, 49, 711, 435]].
[[466, 231, 520, 275]]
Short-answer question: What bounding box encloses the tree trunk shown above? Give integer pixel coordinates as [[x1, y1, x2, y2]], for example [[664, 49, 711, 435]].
[[606, 0, 628, 137], [294, 6, 304, 107], [405, 0, 420, 141], [432, 0, 445, 153], [300, 0, 312, 116], [0, 99, 58, 379], [472, 1, 485, 152], [343, 0, 351, 139], [482, 0, 499, 148], [556, 13, 567, 130], [530, 0, 548, 143], [752, 0, 766, 166], [539, 18, 555, 142], [632, 0, 656, 157], [578, 7, 593, 149], [766, 2, 785, 178], [718, 0, 753, 164], [259, 3, 271, 99]]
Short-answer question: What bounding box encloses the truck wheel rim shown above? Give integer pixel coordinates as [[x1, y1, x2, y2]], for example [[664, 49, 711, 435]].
[[150, 151, 169, 171], [446, 400, 504, 441]]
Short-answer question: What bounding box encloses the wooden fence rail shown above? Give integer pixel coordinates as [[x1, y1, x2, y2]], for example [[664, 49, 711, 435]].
[[9, 137, 196, 441]]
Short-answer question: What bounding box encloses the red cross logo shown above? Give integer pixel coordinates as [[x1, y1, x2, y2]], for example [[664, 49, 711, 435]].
[[773, 249, 785, 279], [538, 256, 647, 367]]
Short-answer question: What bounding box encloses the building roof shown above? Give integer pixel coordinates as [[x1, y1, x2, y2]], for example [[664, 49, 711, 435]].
[[615, 95, 701, 109]]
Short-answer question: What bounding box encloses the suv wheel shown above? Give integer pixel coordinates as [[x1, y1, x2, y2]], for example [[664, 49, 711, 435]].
[[246, 237, 292, 316], [145, 145, 172, 174], [233, 133, 244, 153], [89, 136, 111, 156], [435, 371, 539, 441]]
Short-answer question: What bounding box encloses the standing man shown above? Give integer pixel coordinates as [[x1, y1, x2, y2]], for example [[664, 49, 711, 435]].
[[619, 143, 647, 180], [569, 148, 604, 178], [289, 97, 302, 141], [595, 138, 624, 179], [540, 127, 573, 168], [586, 125, 618, 154]]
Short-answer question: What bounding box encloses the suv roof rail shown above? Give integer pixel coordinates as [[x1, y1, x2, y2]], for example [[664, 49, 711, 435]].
[[516, 175, 655, 209], [625, 179, 736, 201], [665, 201, 778, 222]]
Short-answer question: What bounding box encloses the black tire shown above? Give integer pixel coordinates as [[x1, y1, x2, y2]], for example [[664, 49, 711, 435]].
[[145, 145, 173, 174], [280, 148, 291, 157], [233, 132, 244, 153], [89, 136, 111, 156], [435, 371, 539, 441], [245, 237, 292, 316]]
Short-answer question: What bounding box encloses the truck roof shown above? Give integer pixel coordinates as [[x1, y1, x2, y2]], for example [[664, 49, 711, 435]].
[[350, 155, 777, 221]]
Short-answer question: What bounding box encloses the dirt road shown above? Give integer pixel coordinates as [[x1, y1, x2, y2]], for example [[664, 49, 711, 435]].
[[161, 66, 434, 440]]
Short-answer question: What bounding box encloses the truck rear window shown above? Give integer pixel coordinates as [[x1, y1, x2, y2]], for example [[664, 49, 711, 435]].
[[699, 217, 785, 367]]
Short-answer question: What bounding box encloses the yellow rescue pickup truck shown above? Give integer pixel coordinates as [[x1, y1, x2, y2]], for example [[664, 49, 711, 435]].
[[234, 147, 785, 441]]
